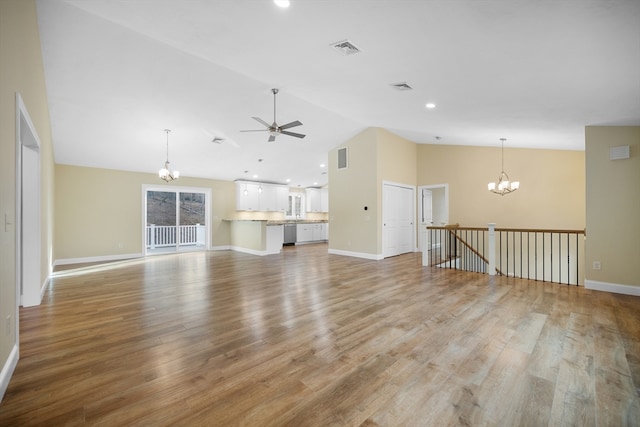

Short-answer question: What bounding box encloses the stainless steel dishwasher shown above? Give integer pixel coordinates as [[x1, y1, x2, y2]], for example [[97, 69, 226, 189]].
[[283, 223, 297, 245]]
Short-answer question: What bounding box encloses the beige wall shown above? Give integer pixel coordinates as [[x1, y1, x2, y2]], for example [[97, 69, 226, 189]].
[[328, 128, 379, 255], [329, 128, 585, 257], [0, 0, 55, 393], [585, 126, 640, 288], [329, 128, 417, 256], [229, 221, 265, 251], [417, 144, 585, 229], [55, 165, 235, 260]]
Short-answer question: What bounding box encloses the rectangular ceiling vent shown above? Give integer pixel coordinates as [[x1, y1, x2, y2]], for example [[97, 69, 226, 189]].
[[610, 145, 630, 160], [390, 82, 413, 91], [331, 40, 361, 55]]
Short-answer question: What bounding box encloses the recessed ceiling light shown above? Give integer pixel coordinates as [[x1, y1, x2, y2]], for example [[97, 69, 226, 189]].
[[286, 178, 291, 183], [253, 174, 259, 179], [426, 103, 436, 109], [320, 163, 325, 168], [313, 182, 318, 186], [274, 0, 290, 8]]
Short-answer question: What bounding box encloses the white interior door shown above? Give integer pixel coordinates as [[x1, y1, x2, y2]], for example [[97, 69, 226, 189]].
[[383, 184, 415, 258], [422, 189, 433, 225]]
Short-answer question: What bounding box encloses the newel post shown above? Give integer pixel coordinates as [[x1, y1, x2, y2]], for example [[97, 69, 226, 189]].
[[422, 226, 429, 267], [488, 223, 496, 275]]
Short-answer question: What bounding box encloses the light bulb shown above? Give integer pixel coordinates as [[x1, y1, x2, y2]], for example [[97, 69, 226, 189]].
[[274, 0, 290, 8]]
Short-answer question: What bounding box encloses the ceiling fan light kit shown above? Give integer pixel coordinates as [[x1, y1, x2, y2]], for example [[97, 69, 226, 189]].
[[488, 138, 519, 195], [240, 88, 306, 142]]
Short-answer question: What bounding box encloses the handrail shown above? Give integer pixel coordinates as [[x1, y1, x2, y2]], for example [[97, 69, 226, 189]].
[[428, 225, 585, 235], [443, 228, 505, 276]]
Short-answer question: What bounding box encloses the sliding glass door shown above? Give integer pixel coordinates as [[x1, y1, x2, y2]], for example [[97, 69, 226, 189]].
[[144, 186, 210, 255]]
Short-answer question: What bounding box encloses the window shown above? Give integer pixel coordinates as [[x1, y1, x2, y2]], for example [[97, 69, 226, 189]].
[[285, 193, 305, 219]]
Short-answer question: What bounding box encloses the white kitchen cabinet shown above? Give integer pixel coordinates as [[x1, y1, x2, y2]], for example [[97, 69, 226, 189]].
[[296, 223, 328, 243], [306, 188, 321, 212], [276, 186, 289, 212], [236, 182, 261, 211], [236, 181, 289, 212], [259, 185, 278, 212], [306, 187, 329, 213], [320, 187, 329, 212], [296, 223, 314, 243]]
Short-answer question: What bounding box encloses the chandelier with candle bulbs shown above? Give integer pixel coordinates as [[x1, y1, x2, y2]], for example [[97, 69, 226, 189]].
[[488, 138, 519, 195], [158, 129, 179, 182]]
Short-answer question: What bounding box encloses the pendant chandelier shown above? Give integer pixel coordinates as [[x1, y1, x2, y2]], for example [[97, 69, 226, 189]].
[[158, 129, 179, 182], [488, 138, 519, 195]]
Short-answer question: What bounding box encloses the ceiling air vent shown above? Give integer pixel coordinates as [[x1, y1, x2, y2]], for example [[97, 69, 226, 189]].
[[331, 40, 361, 55], [391, 82, 413, 91]]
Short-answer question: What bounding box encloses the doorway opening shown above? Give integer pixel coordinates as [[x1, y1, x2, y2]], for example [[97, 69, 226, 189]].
[[16, 93, 42, 308], [143, 186, 211, 255], [418, 184, 449, 253]]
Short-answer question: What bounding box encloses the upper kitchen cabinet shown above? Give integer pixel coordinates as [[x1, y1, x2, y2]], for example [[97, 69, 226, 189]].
[[306, 187, 329, 212], [236, 181, 289, 212]]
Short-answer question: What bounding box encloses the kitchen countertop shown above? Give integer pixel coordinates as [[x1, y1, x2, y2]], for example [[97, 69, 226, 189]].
[[222, 219, 328, 225]]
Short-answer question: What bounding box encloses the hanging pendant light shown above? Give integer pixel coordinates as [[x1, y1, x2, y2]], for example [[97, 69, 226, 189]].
[[488, 138, 519, 195], [159, 129, 179, 182]]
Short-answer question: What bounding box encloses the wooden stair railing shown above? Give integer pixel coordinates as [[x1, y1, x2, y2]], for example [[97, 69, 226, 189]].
[[424, 224, 585, 285]]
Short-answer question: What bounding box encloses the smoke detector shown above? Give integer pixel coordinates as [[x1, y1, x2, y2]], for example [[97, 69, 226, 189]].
[[331, 39, 361, 55]]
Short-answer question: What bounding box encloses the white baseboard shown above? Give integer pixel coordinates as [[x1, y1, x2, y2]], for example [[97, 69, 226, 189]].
[[0, 344, 19, 402], [585, 280, 640, 296], [210, 245, 231, 251], [328, 248, 384, 260], [54, 252, 143, 267]]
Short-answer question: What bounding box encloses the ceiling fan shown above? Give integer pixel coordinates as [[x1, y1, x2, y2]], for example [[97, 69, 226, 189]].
[[241, 88, 305, 142]]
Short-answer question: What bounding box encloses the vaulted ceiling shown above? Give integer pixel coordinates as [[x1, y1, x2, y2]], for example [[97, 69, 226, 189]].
[[36, 0, 640, 188]]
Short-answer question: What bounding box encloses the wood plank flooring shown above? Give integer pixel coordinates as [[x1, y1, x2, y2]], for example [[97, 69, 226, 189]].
[[1, 244, 639, 426]]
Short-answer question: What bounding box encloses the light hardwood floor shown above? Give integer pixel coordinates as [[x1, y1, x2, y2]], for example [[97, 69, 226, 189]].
[[1, 244, 639, 426]]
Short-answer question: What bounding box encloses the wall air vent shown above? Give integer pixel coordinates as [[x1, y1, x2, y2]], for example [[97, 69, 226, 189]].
[[331, 40, 361, 55], [610, 145, 630, 160], [390, 82, 413, 91], [337, 147, 348, 169]]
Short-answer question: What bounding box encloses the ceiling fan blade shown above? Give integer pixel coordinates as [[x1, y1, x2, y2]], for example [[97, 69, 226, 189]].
[[252, 116, 271, 128], [240, 129, 268, 132], [268, 135, 276, 143], [281, 130, 306, 139], [279, 120, 302, 130]]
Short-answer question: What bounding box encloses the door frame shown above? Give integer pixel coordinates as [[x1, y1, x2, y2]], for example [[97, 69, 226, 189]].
[[417, 183, 449, 252], [382, 181, 416, 258], [141, 185, 212, 256], [15, 93, 43, 308]]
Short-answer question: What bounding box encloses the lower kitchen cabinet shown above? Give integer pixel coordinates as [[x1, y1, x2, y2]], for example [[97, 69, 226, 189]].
[[296, 223, 328, 243]]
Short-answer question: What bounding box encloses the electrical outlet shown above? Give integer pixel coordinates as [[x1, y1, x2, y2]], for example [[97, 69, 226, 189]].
[[593, 261, 601, 270]]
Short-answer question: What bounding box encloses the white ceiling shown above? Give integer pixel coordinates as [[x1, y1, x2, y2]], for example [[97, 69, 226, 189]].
[[36, 0, 640, 188]]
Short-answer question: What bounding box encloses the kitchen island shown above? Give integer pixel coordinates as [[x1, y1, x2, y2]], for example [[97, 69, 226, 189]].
[[224, 219, 328, 256]]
